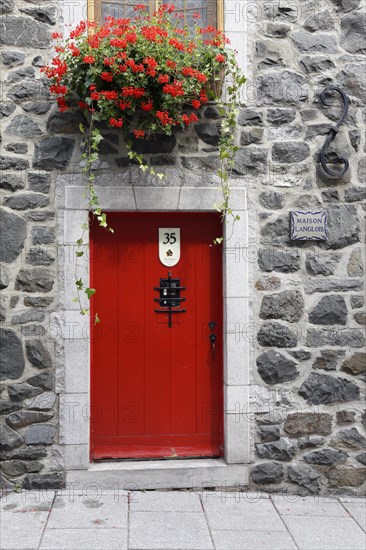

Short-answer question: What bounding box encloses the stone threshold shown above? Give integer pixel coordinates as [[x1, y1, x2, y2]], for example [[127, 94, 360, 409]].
[[66, 459, 249, 490]]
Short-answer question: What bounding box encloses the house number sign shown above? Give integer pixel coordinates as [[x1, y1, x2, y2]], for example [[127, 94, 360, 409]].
[[291, 210, 327, 241], [159, 228, 181, 266]]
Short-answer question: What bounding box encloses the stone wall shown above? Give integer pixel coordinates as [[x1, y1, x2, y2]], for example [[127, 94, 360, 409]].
[[249, 0, 366, 494], [0, 0, 365, 495], [0, 1, 66, 490]]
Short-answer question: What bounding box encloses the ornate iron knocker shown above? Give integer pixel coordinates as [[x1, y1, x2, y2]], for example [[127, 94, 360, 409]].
[[319, 85, 350, 178]]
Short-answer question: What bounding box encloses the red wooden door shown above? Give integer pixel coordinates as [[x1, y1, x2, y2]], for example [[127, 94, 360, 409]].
[[90, 213, 223, 460]]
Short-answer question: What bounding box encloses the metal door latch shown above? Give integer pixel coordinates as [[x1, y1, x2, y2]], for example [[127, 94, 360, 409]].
[[154, 272, 186, 328], [208, 321, 217, 359]]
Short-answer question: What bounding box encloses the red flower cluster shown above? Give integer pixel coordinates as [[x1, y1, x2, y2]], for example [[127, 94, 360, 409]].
[[122, 86, 145, 98], [109, 118, 123, 127], [163, 82, 184, 97], [156, 111, 173, 126], [44, 4, 236, 135], [101, 72, 113, 82], [181, 67, 207, 82]]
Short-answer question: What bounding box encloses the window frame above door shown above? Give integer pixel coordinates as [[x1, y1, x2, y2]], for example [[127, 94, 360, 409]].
[[87, 0, 223, 31]]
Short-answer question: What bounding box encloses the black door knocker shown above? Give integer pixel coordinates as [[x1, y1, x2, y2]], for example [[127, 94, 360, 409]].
[[154, 272, 186, 328]]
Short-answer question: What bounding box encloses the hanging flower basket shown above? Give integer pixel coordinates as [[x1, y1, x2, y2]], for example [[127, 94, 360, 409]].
[[43, 3, 246, 318]]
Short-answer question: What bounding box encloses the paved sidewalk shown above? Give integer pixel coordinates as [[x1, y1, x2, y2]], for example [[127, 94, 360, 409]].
[[0, 489, 365, 550]]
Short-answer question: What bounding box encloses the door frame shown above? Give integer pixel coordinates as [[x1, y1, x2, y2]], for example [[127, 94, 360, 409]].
[[56, 174, 253, 478]]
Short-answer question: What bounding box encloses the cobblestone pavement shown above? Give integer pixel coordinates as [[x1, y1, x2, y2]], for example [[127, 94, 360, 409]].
[[0, 490, 365, 550]]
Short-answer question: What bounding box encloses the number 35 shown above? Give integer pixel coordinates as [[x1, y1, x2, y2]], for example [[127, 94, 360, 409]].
[[163, 232, 176, 245]]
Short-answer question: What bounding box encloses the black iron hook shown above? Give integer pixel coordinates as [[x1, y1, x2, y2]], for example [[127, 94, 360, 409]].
[[319, 85, 350, 178]]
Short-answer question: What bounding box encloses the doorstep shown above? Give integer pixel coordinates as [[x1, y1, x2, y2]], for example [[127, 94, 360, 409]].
[[66, 459, 249, 490]]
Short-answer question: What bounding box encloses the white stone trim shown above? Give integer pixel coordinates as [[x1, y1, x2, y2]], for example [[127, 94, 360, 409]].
[[57, 179, 253, 488]]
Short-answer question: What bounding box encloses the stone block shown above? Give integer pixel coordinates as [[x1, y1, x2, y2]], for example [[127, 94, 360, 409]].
[[257, 322, 298, 348], [0, 156, 29, 170], [0, 15, 51, 48], [260, 290, 304, 322], [257, 350, 298, 385], [331, 428, 366, 449], [0, 425, 24, 454], [308, 295, 347, 325], [305, 252, 340, 276], [336, 410, 356, 424], [257, 425, 281, 442], [341, 353, 366, 376], [337, 63, 366, 102], [33, 137, 75, 171], [304, 278, 364, 293], [306, 328, 365, 348], [0, 328, 25, 380], [5, 143, 28, 154], [326, 467, 366, 487], [256, 438, 297, 461], [341, 12, 366, 53], [288, 464, 320, 493], [284, 413, 332, 436], [291, 30, 338, 53], [28, 172, 51, 194], [19, 3, 57, 24], [304, 447, 348, 465], [272, 142, 310, 163], [0, 173, 25, 191], [299, 372, 360, 404], [347, 248, 364, 277], [0, 208, 26, 263], [4, 193, 49, 210], [8, 382, 43, 401], [23, 472, 64, 489], [24, 423, 56, 445], [1, 49, 25, 66], [251, 462, 284, 484], [15, 268, 54, 292]]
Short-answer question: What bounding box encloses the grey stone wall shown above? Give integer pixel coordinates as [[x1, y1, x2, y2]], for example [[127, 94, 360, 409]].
[[249, 0, 366, 495], [0, 2, 66, 490], [0, 0, 365, 495]]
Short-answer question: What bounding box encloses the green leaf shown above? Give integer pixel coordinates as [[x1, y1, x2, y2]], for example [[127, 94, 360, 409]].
[[85, 287, 96, 299], [75, 278, 83, 290], [79, 123, 85, 134], [76, 238, 83, 246], [76, 251, 84, 257], [94, 313, 100, 325]]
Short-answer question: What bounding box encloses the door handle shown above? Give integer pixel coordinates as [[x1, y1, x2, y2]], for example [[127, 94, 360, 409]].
[[209, 333, 216, 359]]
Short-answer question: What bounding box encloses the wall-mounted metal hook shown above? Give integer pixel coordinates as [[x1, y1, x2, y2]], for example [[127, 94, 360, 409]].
[[319, 85, 350, 178]]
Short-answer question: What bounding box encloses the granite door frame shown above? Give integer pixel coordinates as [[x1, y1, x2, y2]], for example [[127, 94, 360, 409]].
[[55, 175, 253, 486]]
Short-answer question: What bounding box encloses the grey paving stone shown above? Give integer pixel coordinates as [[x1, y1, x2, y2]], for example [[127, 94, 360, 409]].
[[211, 529, 297, 550], [0, 527, 44, 550], [129, 511, 213, 549], [40, 528, 127, 550], [0, 490, 55, 509], [130, 490, 202, 512], [47, 493, 128, 529], [272, 495, 347, 517], [203, 495, 285, 531], [281, 515, 365, 550], [341, 502, 366, 531]]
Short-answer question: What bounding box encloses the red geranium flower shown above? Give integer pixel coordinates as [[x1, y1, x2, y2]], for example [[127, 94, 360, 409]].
[[101, 72, 113, 82], [141, 101, 153, 111], [83, 56, 95, 64], [109, 118, 123, 128]]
